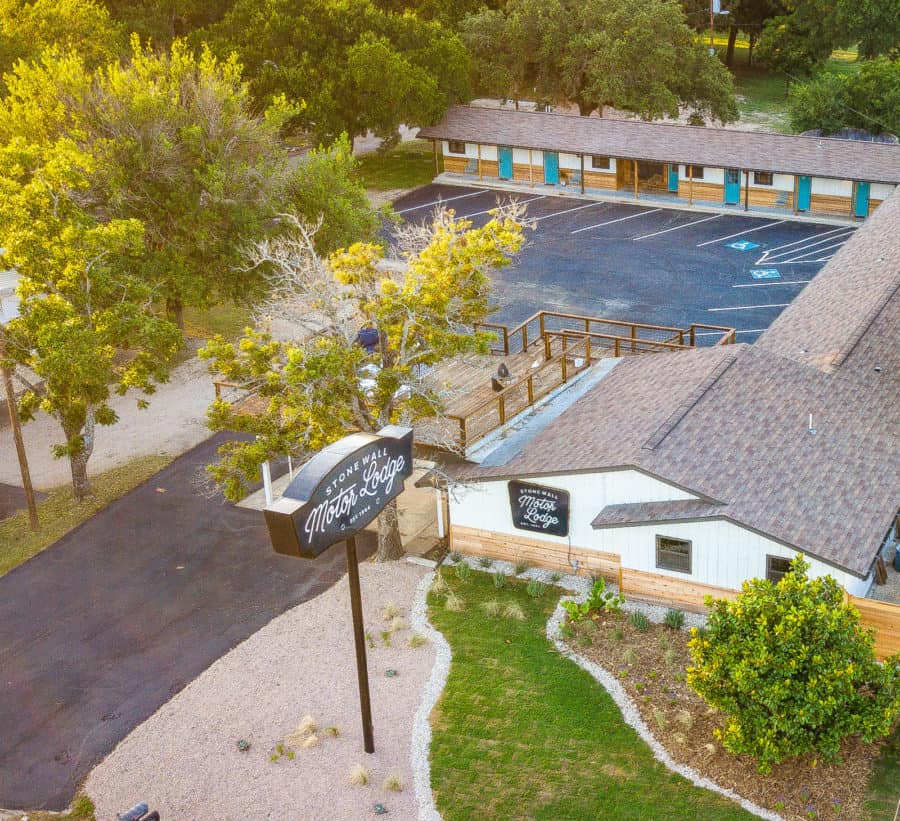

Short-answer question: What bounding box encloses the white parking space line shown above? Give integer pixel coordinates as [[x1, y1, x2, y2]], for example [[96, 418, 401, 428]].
[[458, 195, 546, 219], [733, 280, 811, 288], [395, 189, 488, 214], [773, 241, 849, 263], [633, 214, 721, 241], [708, 303, 790, 312], [759, 226, 851, 253], [532, 201, 603, 222], [755, 228, 853, 263], [571, 208, 662, 234], [695, 220, 786, 247]]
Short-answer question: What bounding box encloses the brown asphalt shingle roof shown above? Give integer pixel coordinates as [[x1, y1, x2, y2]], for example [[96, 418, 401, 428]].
[[592, 499, 724, 527], [452, 189, 900, 577], [418, 106, 900, 185]]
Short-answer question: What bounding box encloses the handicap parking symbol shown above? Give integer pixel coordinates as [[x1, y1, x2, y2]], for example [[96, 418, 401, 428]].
[[726, 240, 760, 251], [750, 268, 781, 280]]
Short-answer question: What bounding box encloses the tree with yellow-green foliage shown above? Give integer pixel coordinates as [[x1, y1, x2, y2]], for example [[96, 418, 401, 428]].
[[688, 556, 900, 772], [200, 203, 528, 560]]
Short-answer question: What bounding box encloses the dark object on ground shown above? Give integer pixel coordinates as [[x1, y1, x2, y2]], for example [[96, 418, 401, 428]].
[[118, 804, 159, 821], [0, 481, 46, 521], [893, 549, 900, 572], [0, 432, 374, 811], [356, 326, 380, 353]]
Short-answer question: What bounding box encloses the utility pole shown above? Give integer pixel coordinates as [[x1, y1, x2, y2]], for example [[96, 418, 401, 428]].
[[710, 0, 716, 55]]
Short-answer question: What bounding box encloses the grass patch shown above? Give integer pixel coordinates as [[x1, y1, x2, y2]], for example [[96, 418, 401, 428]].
[[428, 572, 754, 820], [864, 723, 900, 820], [356, 139, 435, 192], [183, 303, 254, 343], [0, 453, 173, 578]]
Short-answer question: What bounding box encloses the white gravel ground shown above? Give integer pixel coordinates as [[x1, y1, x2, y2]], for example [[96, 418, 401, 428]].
[[85, 561, 433, 821]]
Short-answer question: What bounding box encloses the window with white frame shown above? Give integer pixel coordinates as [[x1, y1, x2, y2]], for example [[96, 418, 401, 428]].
[[447, 140, 466, 155], [591, 155, 611, 169], [754, 171, 774, 186], [655, 536, 692, 574], [686, 166, 705, 179], [766, 555, 792, 583]]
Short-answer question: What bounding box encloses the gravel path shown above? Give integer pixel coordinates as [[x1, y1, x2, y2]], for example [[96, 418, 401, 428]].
[[85, 561, 433, 821]]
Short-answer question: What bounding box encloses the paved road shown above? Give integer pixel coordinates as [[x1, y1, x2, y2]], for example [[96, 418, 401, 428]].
[[392, 183, 852, 342], [0, 434, 374, 811]]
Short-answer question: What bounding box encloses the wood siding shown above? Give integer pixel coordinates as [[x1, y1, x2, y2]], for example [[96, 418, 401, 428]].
[[443, 156, 470, 174], [687, 181, 725, 202], [808, 192, 852, 217], [620, 568, 737, 612], [584, 170, 617, 190], [848, 595, 900, 660], [747, 188, 794, 209], [450, 524, 621, 580]]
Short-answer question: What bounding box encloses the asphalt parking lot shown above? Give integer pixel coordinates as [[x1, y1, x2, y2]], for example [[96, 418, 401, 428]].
[[392, 183, 856, 341]]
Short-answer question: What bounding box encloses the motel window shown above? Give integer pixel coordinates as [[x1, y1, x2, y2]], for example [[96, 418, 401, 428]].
[[447, 140, 466, 155], [591, 155, 611, 170], [686, 166, 705, 180], [766, 555, 792, 583], [655, 536, 692, 574], [754, 171, 774, 186]]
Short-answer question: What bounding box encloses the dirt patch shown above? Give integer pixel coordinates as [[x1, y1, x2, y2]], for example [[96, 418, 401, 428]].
[[569, 614, 883, 821]]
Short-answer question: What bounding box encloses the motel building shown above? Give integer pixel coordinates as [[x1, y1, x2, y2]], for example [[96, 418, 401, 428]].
[[417, 105, 900, 220], [424, 178, 900, 655]]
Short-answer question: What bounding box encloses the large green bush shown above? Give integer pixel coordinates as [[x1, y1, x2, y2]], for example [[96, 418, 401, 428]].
[[687, 556, 900, 772]]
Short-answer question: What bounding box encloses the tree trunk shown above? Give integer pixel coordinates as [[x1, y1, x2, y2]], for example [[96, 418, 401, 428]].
[[726, 25, 739, 67], [65, 406, 95, 501], [375, 498, 404, 561], [748, 34, 756, 66], [166, 296, 185, 331]]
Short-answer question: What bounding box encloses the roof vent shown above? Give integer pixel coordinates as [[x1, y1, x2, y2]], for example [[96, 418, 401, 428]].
[[874, 365, 883, 373], [807, 413, 816, 435]]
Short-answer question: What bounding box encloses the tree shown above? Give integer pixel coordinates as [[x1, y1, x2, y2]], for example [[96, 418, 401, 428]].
[[0, 0, 121, 83], [199, 203, 528, 560], [687, 556, 900, 772], [202, 0, 471, 144], [285, 135, 383, 256], [462, 0, 738, 122], [0, 139, 180, 499], [101, 0, 237, 46], [787, 59, 900, 136], [0, 40, 299, 329]]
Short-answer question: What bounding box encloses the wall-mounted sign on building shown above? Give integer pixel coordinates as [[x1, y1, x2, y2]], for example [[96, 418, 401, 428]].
[[508, 479, 569, 537]]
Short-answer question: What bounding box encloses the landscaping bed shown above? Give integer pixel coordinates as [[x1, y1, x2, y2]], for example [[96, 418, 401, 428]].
[[566, 608, 885, 821]]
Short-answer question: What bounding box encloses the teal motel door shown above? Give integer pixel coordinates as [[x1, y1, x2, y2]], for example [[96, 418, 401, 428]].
[[543, 151, 559, 185], [667, 164, 679, 192], [498, 146, 513, 180], [796, 175, 811, 211], [724, 168, 741, 204], [853, 181, 870, 218]]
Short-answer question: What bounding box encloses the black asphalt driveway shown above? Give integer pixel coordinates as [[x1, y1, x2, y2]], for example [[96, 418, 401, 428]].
[[0, 433, 373, 811], [392, 183, 853, 343]]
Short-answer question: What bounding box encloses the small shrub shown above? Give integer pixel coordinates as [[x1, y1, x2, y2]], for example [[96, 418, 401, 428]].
[[407, 632, 428, 648], [390, 616, 408, 633], [674, 672, 685, 682], [270, 753, 279, 762], [302, 734, 319, 748], [492, 571, 507, 589], [550, 571, 562, 583], [455, 562, 471, 581], [445, 592, 464, 612], [648, 669, 658, 679], [482, 599, 502, 617], [477, 556, 493, 568], [276, 743, 284, 755], [664, 609, 686, 631], [702, 742, 716, 757], [71, 796, 95, 819], [381, 630, 392, 647], [286, 749, 295, 760], [322, 726, 340, 737], [622, 648, 637, 665], [676, 709, 694, 730], [526, 579, 546, 598], [658, 635, 670, 650], [664, 647, 678, 666], [578, 633, 592, 647], [634, 681, 645, 692], [618, 669, 629, 678], [236, 739, 251, 752], [383, 774, 403, 792], [348, 763, 369, 786], [430, 570, 447, 594], [628, 610, 650, 632], [502, 601, 526, 620], [653, 709, 667, 731], [514, 559, 530, 575], [559, 623, 575, 640], [297, 715, 317, 736], [365, 631, 375, 649], [382, 600, 401, 620], [611, 626, 625, 642], [673, 731, 687, 746], [581, 619, 597, 633], [448, 551, 462, 563]]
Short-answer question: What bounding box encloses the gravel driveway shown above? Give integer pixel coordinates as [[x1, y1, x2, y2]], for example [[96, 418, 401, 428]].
[[85, 561, 433, 821]]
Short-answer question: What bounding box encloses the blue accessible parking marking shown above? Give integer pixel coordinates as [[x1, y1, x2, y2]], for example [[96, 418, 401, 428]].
[[751, 268, 781, 280], [726, 240, 760, 251]]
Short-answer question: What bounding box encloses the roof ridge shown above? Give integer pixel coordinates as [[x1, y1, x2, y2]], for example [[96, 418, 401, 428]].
[[832, 278, 900, 371], [641, 351, 739, 451]]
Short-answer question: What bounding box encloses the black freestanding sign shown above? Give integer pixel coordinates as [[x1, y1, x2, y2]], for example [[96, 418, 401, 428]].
[[263, 425, 414, 755], [508, 479, 570, 537]]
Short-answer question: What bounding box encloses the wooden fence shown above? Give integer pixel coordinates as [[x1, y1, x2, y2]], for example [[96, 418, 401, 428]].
[[848, 594, 900, 661]]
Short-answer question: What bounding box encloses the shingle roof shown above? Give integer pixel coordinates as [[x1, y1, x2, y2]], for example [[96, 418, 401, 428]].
[[418, 106, 900, 185], [451, 189, 900, 577], [592, 499, 724, 527]]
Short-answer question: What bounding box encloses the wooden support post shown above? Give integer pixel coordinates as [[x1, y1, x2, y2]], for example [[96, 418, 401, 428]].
[[617, 565, 624, 593], [580, 154, 585, 194], [793, 176, 798, 215], [544, 334, 551, 360], [743, 169, 749, 211], [631, 325, 637, 353], [561, 352, 568, 382], [850, 182, 856, 219], [498, 394, 506, 424], [527, 375, 534, 405], [614, 338, 620, 357], [459, 417, 467, 449], [529, 149, 533, 187], [1, 351, 39, 531], [477, 143, 482, 181], [433, 139, 439, 176], [689, 166, 694, 206], [346, 535, 375, 754], [633, 160, 639, 200]]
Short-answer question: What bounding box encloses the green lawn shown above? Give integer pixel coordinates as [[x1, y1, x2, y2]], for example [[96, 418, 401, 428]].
[[356, 139, 436, 192], [427, 569, 754, 820], [865, 725, 900, 820], [183, 303, 253, 343], [0, 454, 173, 578]]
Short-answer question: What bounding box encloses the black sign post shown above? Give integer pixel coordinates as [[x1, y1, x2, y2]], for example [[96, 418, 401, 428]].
[[264, 425, 414, 754], [508, 479, 570, 537]]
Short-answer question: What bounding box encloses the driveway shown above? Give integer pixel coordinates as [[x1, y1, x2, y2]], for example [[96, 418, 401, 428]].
[[0, 433, 374, 811]]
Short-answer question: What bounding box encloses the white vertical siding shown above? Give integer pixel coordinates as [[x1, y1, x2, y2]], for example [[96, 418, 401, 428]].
[[871, 183, 895, 201], [559, 152, 583, 170], [811, 177, 852, 196], [480, 144, 498, 161], [512, 148, 531, 165], [679, 165, 724, 183]]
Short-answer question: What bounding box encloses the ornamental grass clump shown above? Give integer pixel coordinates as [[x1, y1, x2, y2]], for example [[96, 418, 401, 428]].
[[687, 555, 900, 773], [493, 571, 508, 590]]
